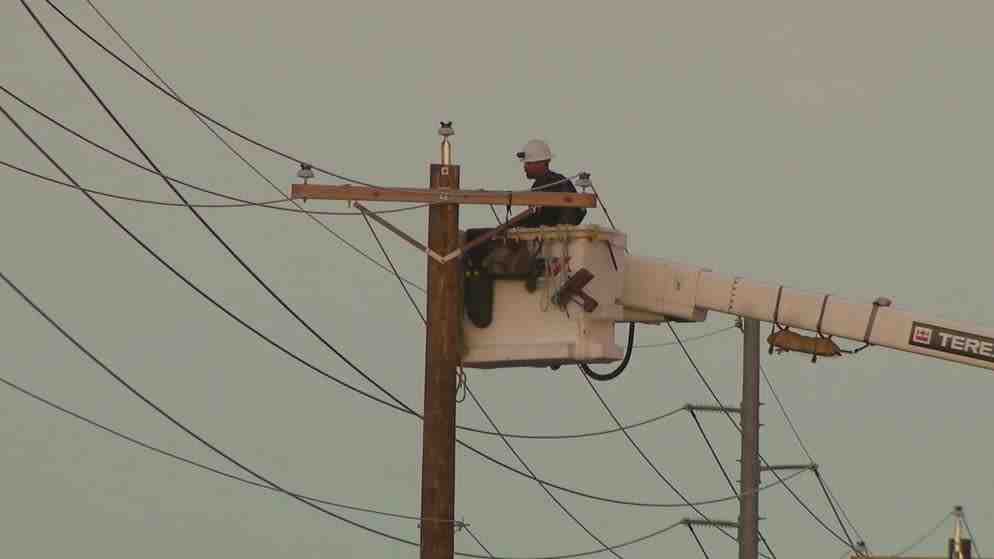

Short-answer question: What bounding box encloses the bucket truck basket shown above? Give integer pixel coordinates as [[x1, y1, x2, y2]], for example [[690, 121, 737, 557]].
[[460, 225, 628, 369]]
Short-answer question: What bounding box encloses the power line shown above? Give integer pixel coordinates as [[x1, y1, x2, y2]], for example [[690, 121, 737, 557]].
[[667, 322, 865, 554], [0, 158, 428, 215], [80, 0, 431, 301], [463, 384, 624, 559], [1, 99, 774, 512], [893, 511, 952, 557], [0, 277, 684, 559], [633, 326, 737, 349], [759, 363, 867, 547], [689, 409, 779, 559], [687, 524, 712, 559], [582, 373, 772, 559], [0, 373, 440, 525], [0, 265, 429, 551]]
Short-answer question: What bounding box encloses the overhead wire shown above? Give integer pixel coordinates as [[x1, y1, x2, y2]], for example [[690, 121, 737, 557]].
[[0, 373, 443, 525], [0, 158, 427, 214], [634, 325, 737, 349], [581, 373, 771, 558], [687, 524, 712, 559], [1, 95, 769, 512], [18, 0, 850, 526], [668, 322, 866, 554], [760, 362, 867, 547], [893, 511, 952, 557], [463, 385, 624, 559], [44, 0, 589, 202], [688, 407, 779, 559], [0, 272, 687, 559], [0, 84, 429, 297], [397, 272, 622, 559], [0, 266, 431, 552]]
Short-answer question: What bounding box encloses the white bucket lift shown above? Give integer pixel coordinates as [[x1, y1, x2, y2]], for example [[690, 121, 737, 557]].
[[461, 225, 631, 369]]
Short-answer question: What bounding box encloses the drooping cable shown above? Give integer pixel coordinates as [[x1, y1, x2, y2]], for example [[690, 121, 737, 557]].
[[579, 322, 635, 381], [581, 373, 771, 557], [463, 385, 624, 559], [667, 322, 865, 553], [1, 98, 814, 512], [760, 362, 867, 547], [359, 208, 426, 323], [21, 0, 427, 422], [893, 511, 952, 557]]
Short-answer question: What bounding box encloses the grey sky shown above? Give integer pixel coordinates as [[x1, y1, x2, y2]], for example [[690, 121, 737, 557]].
[[2, 1, 992, 557]]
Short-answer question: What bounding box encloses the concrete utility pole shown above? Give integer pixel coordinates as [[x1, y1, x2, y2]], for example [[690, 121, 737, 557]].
[[287, 124, 597, 559], [739, 317, 761, 559], [419, 126, 461, 559]]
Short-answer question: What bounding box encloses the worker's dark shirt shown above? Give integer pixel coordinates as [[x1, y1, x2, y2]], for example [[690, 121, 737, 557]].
[[520, 171, 585, 228]]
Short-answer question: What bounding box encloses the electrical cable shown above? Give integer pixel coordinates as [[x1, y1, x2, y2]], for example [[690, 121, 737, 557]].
[[47, 0, 589, 202], [16, 4, 831, 521], [668, 322, 866, 554], [0, 373, 441, 525], [689, 408, 779, 559], [359, 207, 426, 323], [463, 385, 624, 559], [687, 525, 712, 559], [0, 158, 427, 214], [760, 362, 867, 547], [0, 266, 431, 551], [0, 273, 686, 559], [893, 511, 952, 557], [579, 322, 634, 381], [1, 100, 775, 512], [634, 325, 737, 349], [581, 372, 771, 558]]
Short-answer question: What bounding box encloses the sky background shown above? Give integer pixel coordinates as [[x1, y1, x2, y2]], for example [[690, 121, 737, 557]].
[[2, 1, 993, 557]]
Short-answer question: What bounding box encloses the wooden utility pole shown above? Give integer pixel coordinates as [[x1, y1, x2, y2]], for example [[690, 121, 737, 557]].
[[288, 124, 597, 559], [739, 317, 761, 559], [419, 132, 461, 559]]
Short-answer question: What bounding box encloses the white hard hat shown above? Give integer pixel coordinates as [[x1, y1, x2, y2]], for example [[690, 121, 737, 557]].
[[516, 139, 553, 163]]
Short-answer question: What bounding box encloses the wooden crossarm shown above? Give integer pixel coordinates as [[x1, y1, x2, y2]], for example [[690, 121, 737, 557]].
[[291, 183, 597, 208]]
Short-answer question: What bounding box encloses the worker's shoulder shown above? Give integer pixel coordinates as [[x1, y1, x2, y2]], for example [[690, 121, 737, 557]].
[[534, 170, 574, 190]]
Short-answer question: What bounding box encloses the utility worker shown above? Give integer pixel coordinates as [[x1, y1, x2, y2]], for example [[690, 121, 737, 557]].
[[516, 139, 586, 228]]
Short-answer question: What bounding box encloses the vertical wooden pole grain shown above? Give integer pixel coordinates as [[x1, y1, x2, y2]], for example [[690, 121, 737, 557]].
[[420, 163, 460, 559]]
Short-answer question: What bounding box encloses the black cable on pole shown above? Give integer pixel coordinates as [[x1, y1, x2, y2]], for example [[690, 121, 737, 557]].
[[815, 469, 856, 550], [579, 322, 635, 381], [759, 531, 779, 559], [667, 322, 864, 553], [690, 409, 780, 559], [463, 385, 624, 559], [687, 525, 712, 559], [688, 409, 738, 497]]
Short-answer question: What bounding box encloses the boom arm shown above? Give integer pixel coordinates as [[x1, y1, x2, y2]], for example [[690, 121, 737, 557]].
[[621, 256, 994, 372]]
